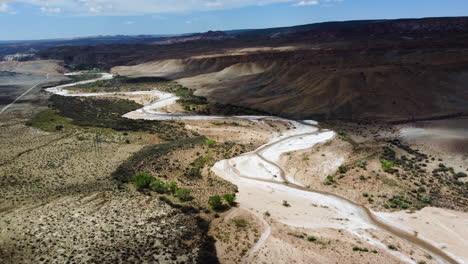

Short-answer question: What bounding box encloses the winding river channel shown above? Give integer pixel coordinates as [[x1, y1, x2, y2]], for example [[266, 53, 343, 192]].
[[46, 73, 460, 264]]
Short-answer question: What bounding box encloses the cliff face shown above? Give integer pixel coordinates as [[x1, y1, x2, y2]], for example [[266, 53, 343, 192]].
[[42, 17, 468, 121], [112, 48, 468, 121]]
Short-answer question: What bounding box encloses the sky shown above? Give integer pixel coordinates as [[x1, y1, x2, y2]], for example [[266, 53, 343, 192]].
[[0, 0, 467, 40]]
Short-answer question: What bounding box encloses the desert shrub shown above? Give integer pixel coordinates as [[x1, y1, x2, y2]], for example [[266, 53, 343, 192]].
[[388, 245, 398, 251], [188, 154, 211, 178], [388, 197, 410, 209], [307, 236, 317, 242], [282, 200, 291, 207], [223, 194, 236, 206], [167, 181, 178, 194], [338, 166, 347, 174], [381, 160, 396, 172], [133, 172, 154, 190], [150, 178, 168, 194], [353, 246, 369, 252], [324, 175, 334, 185], [233, 218, 248, 228], [357, 160, 367, 169], [420, 195, 431, 204], [208, 195, 223, 210], [455, 172, 467, 179], [206, 139, 216, 148], [175, 188, 191, 201], [188, 167, 201, 178]]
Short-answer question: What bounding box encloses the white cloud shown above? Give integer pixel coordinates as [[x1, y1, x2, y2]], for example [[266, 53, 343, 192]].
[[0, 3, 18, 14], [123, 20, 135, 25], [293, 0, 319, 6], [11, 0, 311, 15], [0, 3, 9, 12], [40, 7, 62, 13]]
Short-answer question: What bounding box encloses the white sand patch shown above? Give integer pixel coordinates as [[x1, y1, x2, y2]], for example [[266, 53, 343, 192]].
[[261, 131, 335, 163], [229, 155, 284, 182], [212, 160, 373, 231], [376, 208, 468, 263]]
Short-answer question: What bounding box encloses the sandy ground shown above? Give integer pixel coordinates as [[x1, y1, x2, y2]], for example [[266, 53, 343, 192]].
[[398, 118, 468, 176], [377, 207, 468, 263], [184, 118, 290, 145], [210, 208, 264, 264], [0, 60, 64, 77], [249, 221, 437, 264]]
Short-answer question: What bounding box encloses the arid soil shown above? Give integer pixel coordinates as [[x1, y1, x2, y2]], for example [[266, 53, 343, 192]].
[[0, 111, 216, 263], [1, 69, 467, 264]]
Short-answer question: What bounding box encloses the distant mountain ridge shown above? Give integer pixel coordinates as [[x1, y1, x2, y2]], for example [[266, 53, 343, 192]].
[[8, 16, 468, 121]]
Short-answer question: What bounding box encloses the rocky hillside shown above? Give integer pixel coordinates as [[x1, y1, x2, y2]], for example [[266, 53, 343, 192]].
[[41, 17, 468, 121]]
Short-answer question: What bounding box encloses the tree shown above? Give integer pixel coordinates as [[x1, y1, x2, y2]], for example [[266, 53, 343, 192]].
[[208, 195, 223, 210], [175, 188, 191, 201], [223, 194, 236, 206], [133, 172, 154, 190]]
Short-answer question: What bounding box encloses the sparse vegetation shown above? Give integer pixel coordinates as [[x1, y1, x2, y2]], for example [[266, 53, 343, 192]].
[[175, 188, 191, 201], [233, 218, 248, 228]]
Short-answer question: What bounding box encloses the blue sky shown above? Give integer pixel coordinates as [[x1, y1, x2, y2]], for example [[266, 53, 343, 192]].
[[0, 0, 467, 40]]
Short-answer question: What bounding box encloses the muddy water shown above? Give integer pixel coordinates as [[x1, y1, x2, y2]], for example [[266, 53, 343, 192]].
[[45, 73, 460, 264]]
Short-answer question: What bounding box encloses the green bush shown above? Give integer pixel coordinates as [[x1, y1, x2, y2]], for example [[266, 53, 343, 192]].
[[150, 178, 168, 194], [357, 160, 367, 169], [188, 167, 201, 178], [167, 181, 178, 194], [233, 218, 248, 228], [175, 188, 191, 201], [338, 166, 347, 174], [324, 175, 334, 185], [307, 236, 317, 242], [223, 194, 236, 206], [388, 245, 398, 251], [133, 172, 154, 190], [208, 195, 223, 210], [206, 139, 216, 148], [381, 160, 396, 172], [420, 195, 431, 204]]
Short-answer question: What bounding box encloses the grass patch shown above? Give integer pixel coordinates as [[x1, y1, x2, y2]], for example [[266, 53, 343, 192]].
[[28, 109, 74, 132]]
